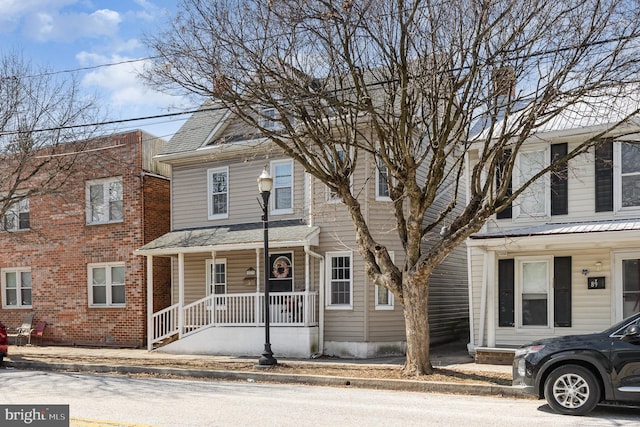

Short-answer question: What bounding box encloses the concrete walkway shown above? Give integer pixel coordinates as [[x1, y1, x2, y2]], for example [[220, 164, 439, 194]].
[[2, 343, 523, 399]]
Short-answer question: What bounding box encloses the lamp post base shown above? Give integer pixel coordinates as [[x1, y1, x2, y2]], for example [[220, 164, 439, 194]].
[[257, 343, 277, 366]]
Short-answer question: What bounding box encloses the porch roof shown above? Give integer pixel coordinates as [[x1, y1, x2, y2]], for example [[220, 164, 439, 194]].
[[467, 218, 640, 247], [136, 220, 320, 256]]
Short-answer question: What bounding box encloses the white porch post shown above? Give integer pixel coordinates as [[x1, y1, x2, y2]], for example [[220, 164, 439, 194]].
[[178, 252, 185, 338], [210, 251, 216, 325], [255, 248, 261, 327], [486, 250, 496, 347], [146, 255, 154, 351]]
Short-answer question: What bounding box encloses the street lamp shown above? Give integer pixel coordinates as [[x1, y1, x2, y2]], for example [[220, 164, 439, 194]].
[[257, 167, 277, 366]]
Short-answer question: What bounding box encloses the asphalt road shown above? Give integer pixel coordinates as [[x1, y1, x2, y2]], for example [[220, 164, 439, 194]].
[[1, 369, 638, 426]]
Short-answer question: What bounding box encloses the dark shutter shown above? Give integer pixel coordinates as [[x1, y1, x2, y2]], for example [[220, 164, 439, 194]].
[[498, 259, 515, 327], [554, 256, 572, 327], [496, 149, 513, 219], [551, 143, 568, 215], [595, 140, 613, 212]]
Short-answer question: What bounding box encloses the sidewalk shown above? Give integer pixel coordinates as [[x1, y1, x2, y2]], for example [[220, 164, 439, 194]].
[[2, 342, 525, 399]]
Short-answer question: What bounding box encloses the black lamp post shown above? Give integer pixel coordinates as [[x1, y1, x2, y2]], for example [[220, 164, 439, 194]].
[[257, 167, 277, 366]]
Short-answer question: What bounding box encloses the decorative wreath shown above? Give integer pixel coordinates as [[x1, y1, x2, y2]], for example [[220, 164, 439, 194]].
[[272, 256, 291, 279]]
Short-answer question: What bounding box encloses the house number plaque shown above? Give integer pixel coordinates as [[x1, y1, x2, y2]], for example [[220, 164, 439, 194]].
[[588, 276, 605, 289]]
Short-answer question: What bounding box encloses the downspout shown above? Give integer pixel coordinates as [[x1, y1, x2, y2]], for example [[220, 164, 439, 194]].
[[305, 245, 324, 355]]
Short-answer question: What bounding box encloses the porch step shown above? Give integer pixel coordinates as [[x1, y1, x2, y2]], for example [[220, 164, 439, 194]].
[[474, 347, 515, 365], [152, 333, 178, 350]]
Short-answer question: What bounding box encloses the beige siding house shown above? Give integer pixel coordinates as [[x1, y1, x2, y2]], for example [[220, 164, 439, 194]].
[[137, 102, 468, 358], [466, 98, 640, 353]]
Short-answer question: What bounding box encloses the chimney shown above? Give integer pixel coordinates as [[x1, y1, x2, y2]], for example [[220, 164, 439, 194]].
[[492, 67, 516, 98]]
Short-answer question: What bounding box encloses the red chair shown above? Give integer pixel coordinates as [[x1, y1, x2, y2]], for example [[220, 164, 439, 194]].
[[30, 321, 46, 346]]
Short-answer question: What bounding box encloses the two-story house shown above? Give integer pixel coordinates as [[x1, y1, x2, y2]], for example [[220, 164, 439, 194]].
[[466, 96, 640, 353], [0, 130, 171, 347], [136, 102, 469, 358]]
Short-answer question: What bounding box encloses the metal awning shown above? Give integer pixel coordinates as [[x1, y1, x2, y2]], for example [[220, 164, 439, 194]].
[[136, 220, 320, 256]]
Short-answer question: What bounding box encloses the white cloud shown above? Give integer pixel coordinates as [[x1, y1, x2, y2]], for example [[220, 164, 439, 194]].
[[24, 8, 122, 42]]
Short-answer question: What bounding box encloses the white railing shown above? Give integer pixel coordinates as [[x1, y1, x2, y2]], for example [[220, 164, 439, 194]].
[[151, 291, 318, 344]]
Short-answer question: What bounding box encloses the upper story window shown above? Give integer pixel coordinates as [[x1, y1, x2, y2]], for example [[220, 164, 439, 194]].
[[326, 251, 352, 309], [86, 177, 123, 225], [208, 167, 229, 220], [88, 262, 125, 307], [326, 148, 351, 202], [259, 108, 281, 130], [376, 158, 391, 201], [514, 147, 548, 218], [1, 267, 32, 308], [617, 141, 640, 211], [3, 198, 30, 231], [271, 160, 293, 214]]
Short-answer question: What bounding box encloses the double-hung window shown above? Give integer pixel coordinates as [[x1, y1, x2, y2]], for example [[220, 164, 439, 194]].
[[326, 252, 352, 309], [88, 263, 125, 307], [3, 198, 30, 231], [375, 252, 394, 310], [1, 267, 32, 308], [615, 141, 640, 211], [376, 158, 391, 201], [206, 259, 227, 309], [514, 148, 548, 218], [208, 167, 229, 220], [326, 147, 352, 202], [271, 160, 293, 214], [259, 108, 281, 130], [86, 177, 123, 225]]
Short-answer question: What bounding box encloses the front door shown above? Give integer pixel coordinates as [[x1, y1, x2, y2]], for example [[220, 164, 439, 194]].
[[614, 252, 640, 320]]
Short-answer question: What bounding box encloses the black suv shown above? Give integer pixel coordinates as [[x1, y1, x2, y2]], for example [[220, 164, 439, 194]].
[[513, 312, 640, 415]]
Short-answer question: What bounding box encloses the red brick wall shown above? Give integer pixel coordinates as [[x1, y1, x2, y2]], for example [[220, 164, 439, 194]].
[[0, 131, 171, 348]]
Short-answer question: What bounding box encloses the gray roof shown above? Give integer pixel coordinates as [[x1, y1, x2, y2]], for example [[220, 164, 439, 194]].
[[470, 218, 640, 240], [159, 100, 230, 156], [136, 220, 320, 255]]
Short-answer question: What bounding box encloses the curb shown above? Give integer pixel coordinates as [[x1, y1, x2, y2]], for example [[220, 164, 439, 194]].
[[4, 360, 533, 399]]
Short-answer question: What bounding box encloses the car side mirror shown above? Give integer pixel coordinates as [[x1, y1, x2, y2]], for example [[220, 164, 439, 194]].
[[622, 323, 640, 342]]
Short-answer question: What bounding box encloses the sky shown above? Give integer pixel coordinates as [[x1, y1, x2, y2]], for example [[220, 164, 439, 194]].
[[0, 0, 192, 141]]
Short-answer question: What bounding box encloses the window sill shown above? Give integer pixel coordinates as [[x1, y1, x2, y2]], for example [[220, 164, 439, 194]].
[[325, 305, 353, 310]]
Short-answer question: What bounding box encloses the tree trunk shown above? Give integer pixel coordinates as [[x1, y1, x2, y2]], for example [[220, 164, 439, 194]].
[[402, 275, 433, 376]]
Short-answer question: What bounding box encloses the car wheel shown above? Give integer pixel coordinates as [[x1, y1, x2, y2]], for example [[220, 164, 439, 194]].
[[544, 364, 600, 415]]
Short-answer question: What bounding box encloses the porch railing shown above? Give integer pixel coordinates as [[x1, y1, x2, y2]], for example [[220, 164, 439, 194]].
[[151, 291, 318, 345]]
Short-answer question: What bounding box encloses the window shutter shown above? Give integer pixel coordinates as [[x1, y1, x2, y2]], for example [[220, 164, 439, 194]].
[[498, 259, 515, 327], [551, 143, 568, 215], [496, 149, 513, 219], [595, 140, 613, 212], [554, 256, 572, 327]]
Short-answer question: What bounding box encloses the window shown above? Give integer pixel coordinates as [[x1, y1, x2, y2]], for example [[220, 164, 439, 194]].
[[1, 268, 32, 308], [86, 177, 123, 225], [616, 141, 640, 211], [375, 251, 394, 310], [207, 167, 229, 219], [3, 198, 30, 231], [376, 158, 391, 201], [622, 258, 640, 318], [271, 160, 293, 214], [88, 263, 125, 307], [259, 108, 280, 130], [327, 252, 352, 308], [206, 259, 227, 309], [499, 256, 572, 329], [514, 149, 548, 218], [326, 148, 351, 202]]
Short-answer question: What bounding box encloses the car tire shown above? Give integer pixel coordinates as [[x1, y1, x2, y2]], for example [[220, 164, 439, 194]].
[[544, 364, 600, 416]]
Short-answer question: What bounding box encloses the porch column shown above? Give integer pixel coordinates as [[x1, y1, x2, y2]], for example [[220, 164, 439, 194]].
[[210, 251, 216, 325], [178, 252, 185, 338], [486, 250, 496, 347], [146, 255, 154, 351]]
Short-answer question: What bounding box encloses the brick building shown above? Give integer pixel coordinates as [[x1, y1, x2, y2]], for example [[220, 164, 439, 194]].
[[0, 130, 171, 347]]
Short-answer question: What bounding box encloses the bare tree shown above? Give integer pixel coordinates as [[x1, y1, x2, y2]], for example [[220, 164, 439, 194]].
[[0, 52, 101, 228], [143, 0, 640, 375]]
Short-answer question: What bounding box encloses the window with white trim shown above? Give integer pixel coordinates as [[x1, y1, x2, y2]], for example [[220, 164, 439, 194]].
[[615, 141, 640, 211], [259, 108, 281, 130], [207, 167, 229, 219], [86, 177, 123, 225], [326, 252, 352, 308], [326, 148, 352, 202], [271, 160, 293, 214], [517, 257, 551, 328], [514, 148, 548, 218], [375, 251, 394, 310], [1, 267, 32, 308], [88, 263, 125, 307], [3, 198, 30, 231], [206, 258, 227, 309], [376, 158, 391, 201]]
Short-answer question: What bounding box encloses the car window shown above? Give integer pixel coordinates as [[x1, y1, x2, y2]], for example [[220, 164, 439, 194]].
[[608, 313, 640, 337]]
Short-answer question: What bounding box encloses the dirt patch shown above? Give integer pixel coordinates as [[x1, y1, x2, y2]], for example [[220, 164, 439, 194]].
[[8, 354, 512, 386]]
